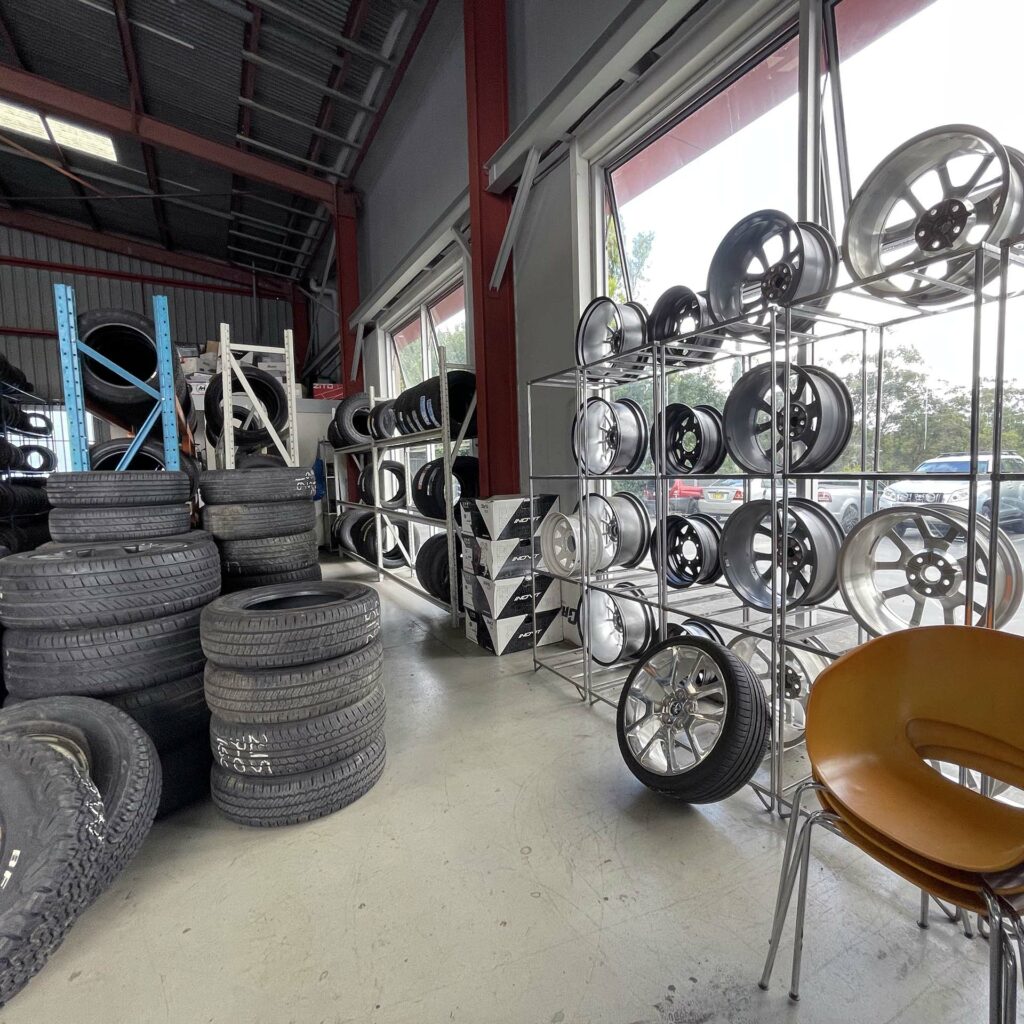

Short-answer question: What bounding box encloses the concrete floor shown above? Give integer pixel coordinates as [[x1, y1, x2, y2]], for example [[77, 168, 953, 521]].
[[0, 559, 990, 1024]]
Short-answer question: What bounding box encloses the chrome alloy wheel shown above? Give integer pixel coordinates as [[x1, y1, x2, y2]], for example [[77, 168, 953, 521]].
[[843, 126, 1024, 305], [838, 504, 1023, 634], [581, 583, 656, 666], [571, 397, 649, 475], [729, 635, 829, 749], [619, 642, 729, 775], [574, 296, 647, 379]]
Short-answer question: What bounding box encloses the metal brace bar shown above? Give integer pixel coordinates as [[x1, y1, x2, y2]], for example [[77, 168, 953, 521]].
[[282, 328, 298, 466], [152, 295, 181, 471], [219, 323, 235, 468], [227, 348, 292, 463], [350, 320, 365, 382], [74, 341, 162, 400], [116, 400, 162, 470], [488, 146, 541, 292], [449, 225, 471, 261], [54, 283, 90, 471]]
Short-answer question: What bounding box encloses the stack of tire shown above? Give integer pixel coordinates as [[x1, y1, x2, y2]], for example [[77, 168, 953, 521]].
[[411, 455, 479, 523], [393, 370, 476, 437], [1, 475, 221, 819], [199, 466, 321, 593], [328, 391, 374, 449], [203, 366, 288, 456], [0, 480, 50, 554], [201, 581, 387, 827], [0, 696, 161, 1005], [414, 533, 462, 605]]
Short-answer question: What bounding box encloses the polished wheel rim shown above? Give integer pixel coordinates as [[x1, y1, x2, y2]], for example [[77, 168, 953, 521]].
[[574, 494, 619, 570], [666, 617, 723, 643], [574, 297, 647, 379], [582, 584, 653, 666], [540, 511, 600, 577], [843, 125, 1024, 305], [608, 491, 651, 568], [721, 498, 841, 610], [571, 398, 648, 475], [621, 642, 729, 775], [707, 210, 838, 335], [729, 635, 828, 748], [839, 505, 1022, 634]]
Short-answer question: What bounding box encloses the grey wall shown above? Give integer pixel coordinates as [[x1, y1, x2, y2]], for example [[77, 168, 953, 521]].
[[0, 227, 291, 401], [506, 0, 635, 129], [353, 0, 468, 299]]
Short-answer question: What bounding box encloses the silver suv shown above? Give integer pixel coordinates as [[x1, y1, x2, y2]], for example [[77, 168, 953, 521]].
[[880, 453, 1024, 529]]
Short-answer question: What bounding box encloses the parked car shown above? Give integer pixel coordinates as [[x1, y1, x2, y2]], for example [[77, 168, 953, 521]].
[[668, 479, 704, 514], [879, 453, 1024, 530], [757, 480, 874, 534], [698, 479, 747, 520]]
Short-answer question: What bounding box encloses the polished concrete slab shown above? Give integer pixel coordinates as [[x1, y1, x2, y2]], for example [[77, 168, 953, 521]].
[[0, 560, 989, 1024]]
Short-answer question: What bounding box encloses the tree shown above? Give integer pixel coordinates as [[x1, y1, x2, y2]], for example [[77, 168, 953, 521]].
[[605, 218, 654, 303]]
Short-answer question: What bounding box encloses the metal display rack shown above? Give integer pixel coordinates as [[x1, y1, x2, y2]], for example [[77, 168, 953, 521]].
[[214, 323, 298, 468], [528, 238, 1024, 816], [54, 284, 181, 471], [331, 345, 476, 628]]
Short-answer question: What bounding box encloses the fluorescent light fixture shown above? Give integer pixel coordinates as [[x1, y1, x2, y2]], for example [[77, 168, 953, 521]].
[[0, 99, 117, 162]]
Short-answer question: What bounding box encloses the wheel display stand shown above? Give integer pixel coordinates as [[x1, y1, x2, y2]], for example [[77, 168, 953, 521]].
[[528, 237, 1024, 816], [331, 345, 476, 628], [213, 324, 298, 468], [54, 284, 181, 471]]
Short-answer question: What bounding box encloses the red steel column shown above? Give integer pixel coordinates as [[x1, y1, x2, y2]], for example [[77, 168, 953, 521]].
[[464, 0, 519, 496], [334, 186, 363, 395]]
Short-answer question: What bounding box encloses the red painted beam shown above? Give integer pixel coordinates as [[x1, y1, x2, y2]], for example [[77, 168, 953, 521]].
[[0, 326, 56, 338], [464, 0, 518, 496], [0, 65, 336, 206], [0, 207, 292, 297]]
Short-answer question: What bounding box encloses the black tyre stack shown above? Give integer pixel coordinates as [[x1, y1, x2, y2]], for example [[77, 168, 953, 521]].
[[201, 581, 387, 827], [0, 517, 221, 820], [199, 467, 320, 592]]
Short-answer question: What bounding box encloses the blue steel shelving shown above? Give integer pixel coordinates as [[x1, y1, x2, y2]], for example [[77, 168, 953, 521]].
[[54, 284, 180, 472]]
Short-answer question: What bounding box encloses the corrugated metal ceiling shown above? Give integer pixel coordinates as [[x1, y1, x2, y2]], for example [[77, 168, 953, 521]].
[[0, 0, 425, 282]]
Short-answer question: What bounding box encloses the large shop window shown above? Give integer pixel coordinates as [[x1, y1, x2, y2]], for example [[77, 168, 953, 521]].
[[427, 283, 469, 369], [390, 314, 424, 392], [387, 281, 470, 397]]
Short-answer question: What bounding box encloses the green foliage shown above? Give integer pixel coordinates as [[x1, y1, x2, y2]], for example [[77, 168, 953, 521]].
[[606, 218, 654, 303]]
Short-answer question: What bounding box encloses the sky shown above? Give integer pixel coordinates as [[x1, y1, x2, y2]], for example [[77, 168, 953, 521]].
[[615, 0, 1024, 394]]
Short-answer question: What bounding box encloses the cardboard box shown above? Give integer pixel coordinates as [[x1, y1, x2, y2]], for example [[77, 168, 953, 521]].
[[559, 580, 582, 646], [462, 571, 560, 620], [459, 494, 557, 541], [464, 608, 562, 655], [313, 383, 346, 400], [462, 535, 539, 580]]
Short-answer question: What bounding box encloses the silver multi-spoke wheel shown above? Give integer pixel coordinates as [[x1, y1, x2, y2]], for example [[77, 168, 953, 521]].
[[620, 643, 728, 775], [571, 397, 649, 475], [729, 635, 829, 749], [843, 125, 1024, 305], [581, 583, 655, 666], [838, 504, 1023, 634], [574, 296, 647, 380]]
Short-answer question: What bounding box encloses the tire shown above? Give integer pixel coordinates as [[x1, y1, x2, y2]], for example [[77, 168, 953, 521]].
[[0, 533, 221, 630], [3, 607, 204, 699], [204, 636, 382, 724], [210, 731, 385, 827], [336, 510, 372, 553], [200, 500, 314, 541], [219, 530, 318, 577], [236, 452, 286, 468], [199, 467, 315, 505], [220, 563, 322, 594], [0, 437, 20, 470], [615, 637, 769, 804], [201, 580, 380, 669], [368, 401, 396, 440], [414, 533, 460, 604], [211, 683, 385, 777], [87, 441, 199, 495], [0, 736, 104, 1008], [49, 503, 191, 543], [411, 456, 478, 522], [204, 368, 288, 449], [333, 393, 372, 446], [17, 445, 56, 473], [77, 309, 164, 413], [0, 483, 49, 517], [14, 411, 53, 437], [357, 460, 406, 507], [47, 470, 190, 508], [326, 420, 344, 450], [0, 697, 160, 896], [351, 517, 408, 569], [156, 736, 211, 818], [106, 673, 208, 753]]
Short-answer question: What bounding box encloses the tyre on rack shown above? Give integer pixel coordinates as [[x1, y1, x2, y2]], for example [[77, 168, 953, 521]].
[[87, 441, 200, 496], [616, 636, 770, 803], [357, 460, 407, 508], [204, 367, 288, 450], [414, 533, 461, 604], [200, 580, 381, 670], [17, 445, 56, 473], [368, 401, 397, 440], [334, 510, 373, 553], [333, 392, 372, 446], [351, 517, 409, 569], [0, 736, 104, 1007], [0, 483, 50, 517], [410, 455, 479, 522]]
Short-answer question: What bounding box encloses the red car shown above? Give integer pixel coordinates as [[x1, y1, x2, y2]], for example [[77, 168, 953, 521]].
[[669, 479, 704, 513]]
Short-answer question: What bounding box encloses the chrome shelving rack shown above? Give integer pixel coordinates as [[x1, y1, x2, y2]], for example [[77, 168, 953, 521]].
[[528, 238, 1024, 816], [330, 345, 476, 628]]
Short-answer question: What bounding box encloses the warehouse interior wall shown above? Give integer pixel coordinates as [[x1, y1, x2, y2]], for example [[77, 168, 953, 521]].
[[352, 0, 469, 300], [0, 227, 291, 402]]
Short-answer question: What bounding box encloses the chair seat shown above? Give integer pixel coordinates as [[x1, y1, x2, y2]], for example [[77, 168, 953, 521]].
[[814, 750, 1024, 874]]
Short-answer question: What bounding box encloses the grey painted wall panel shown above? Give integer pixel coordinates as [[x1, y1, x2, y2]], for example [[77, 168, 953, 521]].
[[0, 227, 291, 401], [353, 0, 468, 298]]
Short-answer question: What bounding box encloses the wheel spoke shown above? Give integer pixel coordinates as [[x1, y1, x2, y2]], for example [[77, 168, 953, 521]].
[[909, 598, 925, 627]]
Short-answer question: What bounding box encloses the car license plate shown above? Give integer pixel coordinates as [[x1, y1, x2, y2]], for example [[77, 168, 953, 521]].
[[708, 491, 727, 501]]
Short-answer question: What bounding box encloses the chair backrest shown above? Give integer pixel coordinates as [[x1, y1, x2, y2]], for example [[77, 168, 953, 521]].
[[807, 626, 1024, 792]]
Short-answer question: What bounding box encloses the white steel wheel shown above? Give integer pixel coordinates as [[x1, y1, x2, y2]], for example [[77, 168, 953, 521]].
[[539, 511, 600, 578]]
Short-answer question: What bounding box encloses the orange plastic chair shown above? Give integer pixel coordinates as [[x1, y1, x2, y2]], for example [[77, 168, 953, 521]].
[[759, 626, 1024, 1022]]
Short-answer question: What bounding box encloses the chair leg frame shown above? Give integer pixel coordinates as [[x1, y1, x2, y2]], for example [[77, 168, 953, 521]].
[[760, 783, 1017, 1021]]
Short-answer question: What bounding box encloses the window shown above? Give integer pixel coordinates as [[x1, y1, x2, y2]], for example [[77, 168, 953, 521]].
[[385, 279, 470, 398], [0, 99, 117, 161]]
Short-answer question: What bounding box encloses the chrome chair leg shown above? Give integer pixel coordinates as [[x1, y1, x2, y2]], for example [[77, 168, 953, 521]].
[[789, 809, 822, 1001], [985, 890, 1006, 1024], [919, 889, 930, 929], [1002, 931, 1017, 1024]]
